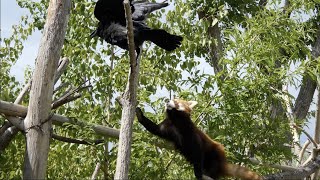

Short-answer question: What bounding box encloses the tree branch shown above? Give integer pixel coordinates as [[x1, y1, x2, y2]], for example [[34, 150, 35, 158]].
[[264, 156, 320, 180], [293, 123, 318, 148], [54, 57, 69, 84], [197, 11, 225, 82], [0, 121, 12, 136], [91, 162, 101, 180], [0, 100, 120, 138], [0, 126, 19, 152], [15, 80, 32, 104], [249, 158, 299, 172], [0, 57, 70, 151], [299, 140, 311, 164], [52, 93, 81, 110], [114, 0, 141, 178], [52, 133, 103, 145]]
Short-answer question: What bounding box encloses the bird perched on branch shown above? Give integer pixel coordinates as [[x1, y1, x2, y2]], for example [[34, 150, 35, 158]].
[[90, 0, 183, 56]]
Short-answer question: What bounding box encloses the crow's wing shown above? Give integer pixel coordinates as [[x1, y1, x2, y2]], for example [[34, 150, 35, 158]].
[[94, 0, 134, 24], [132, 1, 169, 21]]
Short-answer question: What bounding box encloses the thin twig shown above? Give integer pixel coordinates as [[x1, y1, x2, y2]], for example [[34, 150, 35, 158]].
[[299, 140, 311, 164], [292, 123, 318, 148]]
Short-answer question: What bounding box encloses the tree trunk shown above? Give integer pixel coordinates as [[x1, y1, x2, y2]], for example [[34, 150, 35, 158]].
[[22, 0, 71, 179], [114, 0, 140, 179], [293, 27, 320, 120]]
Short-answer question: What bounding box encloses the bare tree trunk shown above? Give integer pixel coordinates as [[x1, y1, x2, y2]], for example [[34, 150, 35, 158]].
[[22, 0, 71, 179], [197, 11, 225, 82], [311, 90, 320, 179], [114, 0, 140, 179]]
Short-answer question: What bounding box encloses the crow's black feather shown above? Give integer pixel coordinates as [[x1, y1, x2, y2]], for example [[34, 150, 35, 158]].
[[91, 0, 182, 54]]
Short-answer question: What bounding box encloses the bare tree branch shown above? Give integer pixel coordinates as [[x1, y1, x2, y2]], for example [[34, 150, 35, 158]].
[[114, 0, 141, 178], [293, 124, 318, 148], [264, 155, 320, 180], [52, 93, 81, 109], [91, 162, 101, 180], [52, 134, 103, 145], [0, 121, 12, 136], [0, 57, 70, 152], [54, 57, 69, 84], [249, 158, 299, 172], [299, 140, 311, 164], [283, 84, 301, 155], [0, 100, 120, 138], [15, 80, 32, 104], [0, 126, 19, 152]]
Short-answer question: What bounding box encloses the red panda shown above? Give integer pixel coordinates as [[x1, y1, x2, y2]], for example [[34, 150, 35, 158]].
[[136, 99, 262, 180]]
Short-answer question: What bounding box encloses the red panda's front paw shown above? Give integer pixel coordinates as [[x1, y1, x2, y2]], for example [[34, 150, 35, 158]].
[[135, 107, 144, 120]]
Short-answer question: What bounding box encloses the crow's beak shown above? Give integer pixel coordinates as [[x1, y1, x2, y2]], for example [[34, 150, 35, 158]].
[[90, 30, 97, 38]]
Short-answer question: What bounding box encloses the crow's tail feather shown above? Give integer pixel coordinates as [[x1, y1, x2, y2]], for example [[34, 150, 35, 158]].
[[144, 29, 183, 51]]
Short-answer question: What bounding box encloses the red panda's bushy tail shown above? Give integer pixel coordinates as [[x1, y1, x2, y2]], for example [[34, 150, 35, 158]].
[[224, 163, 262, 180]]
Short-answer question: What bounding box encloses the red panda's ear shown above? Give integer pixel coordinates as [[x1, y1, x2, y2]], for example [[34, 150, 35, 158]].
[[188, 101, 198, 109]]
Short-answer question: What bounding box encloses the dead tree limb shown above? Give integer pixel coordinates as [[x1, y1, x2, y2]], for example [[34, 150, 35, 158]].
[[0, 100, 120, 139], [264, 156, 320, 180], [0, 58, 69, 153], [91, 162, 101, 180], [22, 0, 71, 179], [52, 134, 103, 145], [114, 1, 141, 179], [0, 57, 69, 152]]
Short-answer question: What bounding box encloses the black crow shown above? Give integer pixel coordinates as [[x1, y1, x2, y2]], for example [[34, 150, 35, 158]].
[[94, 0, 169, 24], [91, 21, 183, 56], [91, 0, 183, 56]]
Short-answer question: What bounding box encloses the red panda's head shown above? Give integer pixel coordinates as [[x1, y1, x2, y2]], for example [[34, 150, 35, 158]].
[[165, 99, 198, 115]]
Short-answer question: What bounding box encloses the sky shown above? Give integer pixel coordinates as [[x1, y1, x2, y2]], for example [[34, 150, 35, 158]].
[[2, 0, 40, 82], [1, 0, 318, 145]]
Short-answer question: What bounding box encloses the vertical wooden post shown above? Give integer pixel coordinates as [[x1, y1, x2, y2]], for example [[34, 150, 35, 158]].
[[23, 0, 71, 179], [114, 0, 140, 179]]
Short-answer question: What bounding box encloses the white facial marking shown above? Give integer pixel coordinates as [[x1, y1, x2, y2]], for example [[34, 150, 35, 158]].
[[177, 103, 186, 111], [166, 100, 175, 110]]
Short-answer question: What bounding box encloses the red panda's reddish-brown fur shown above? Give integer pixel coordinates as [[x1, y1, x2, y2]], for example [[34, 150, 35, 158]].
[[136, 99, 262, 180]]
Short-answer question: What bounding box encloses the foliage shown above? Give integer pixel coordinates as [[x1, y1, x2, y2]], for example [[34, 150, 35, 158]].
[[1, 0, 320, 179]]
